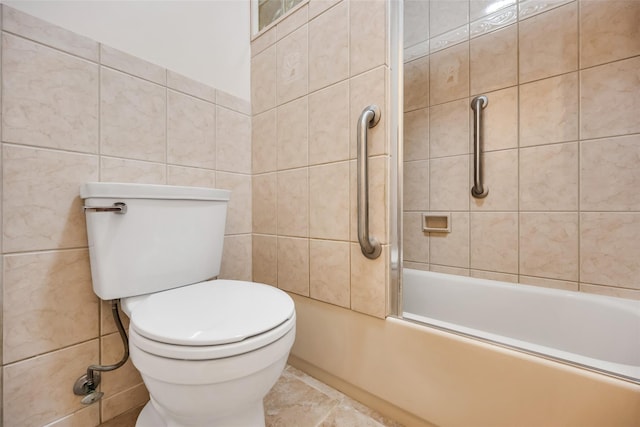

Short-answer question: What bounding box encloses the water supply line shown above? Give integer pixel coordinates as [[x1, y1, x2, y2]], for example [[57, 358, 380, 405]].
[[73, 299, 129, 404]]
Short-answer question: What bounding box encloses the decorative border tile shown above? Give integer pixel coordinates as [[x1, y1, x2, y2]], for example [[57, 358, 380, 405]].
[[470, 4, 518, 39], [430, 24, 469, 54], [404, 39, 430, 63], [518, 0, 574, 20]]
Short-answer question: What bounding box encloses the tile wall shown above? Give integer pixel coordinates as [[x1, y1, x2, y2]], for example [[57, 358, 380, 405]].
[[250, 0, 391, 318], [1, 6, 252, 426], [403, 0, 640, 299]]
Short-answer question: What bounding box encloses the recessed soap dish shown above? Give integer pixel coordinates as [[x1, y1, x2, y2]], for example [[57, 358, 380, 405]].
[[422, 213, 451, 233]]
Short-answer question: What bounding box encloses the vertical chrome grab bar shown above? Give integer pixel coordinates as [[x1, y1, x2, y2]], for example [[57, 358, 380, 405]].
[[357, 105, 382, 259], [471, 95, 489, 198]]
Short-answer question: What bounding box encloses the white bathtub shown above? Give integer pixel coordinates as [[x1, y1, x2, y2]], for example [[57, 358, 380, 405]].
[[403, 268, 640, 383]]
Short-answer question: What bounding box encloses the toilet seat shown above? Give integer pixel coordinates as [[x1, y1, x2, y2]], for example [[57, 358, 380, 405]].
[[123, 280, 295, 360]]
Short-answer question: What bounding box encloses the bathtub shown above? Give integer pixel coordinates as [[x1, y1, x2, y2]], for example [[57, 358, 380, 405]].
[[403, 268, 640, 383]]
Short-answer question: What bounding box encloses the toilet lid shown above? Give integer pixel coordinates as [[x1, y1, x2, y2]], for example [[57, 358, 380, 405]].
[[129, 280, 295, 346]]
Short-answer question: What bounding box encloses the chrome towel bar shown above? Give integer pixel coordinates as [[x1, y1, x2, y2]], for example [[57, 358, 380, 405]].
[[471, 95, 489, 199], [357, 105, 382, 260]]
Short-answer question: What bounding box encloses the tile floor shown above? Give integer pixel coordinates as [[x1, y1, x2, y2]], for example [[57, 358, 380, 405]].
[[100, 365, 403, 427]]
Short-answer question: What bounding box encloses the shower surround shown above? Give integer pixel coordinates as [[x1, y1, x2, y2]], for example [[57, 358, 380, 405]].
[[403, 0, 640, 300]]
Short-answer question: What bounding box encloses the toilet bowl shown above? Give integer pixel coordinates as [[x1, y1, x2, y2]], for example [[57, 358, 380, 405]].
[[121, 279, 295, 427], [80, 182, 296, 427]]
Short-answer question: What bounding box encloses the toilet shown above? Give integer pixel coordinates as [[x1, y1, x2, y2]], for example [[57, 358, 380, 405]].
[[80, 182, 296, 427]]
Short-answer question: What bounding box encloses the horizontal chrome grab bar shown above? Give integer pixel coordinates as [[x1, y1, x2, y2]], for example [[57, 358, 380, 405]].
[[357, 104, 382, 260], [471, 95, 489, 199], [83, 202, 127, 214]]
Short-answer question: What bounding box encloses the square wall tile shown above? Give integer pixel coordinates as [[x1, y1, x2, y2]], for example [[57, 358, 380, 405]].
[[277, 237, 310, 296], [252, 109, 278, 173], [276, 4, 308, 40], [471, 270, 518, 284], [100, 44, 165, 85], [481, 87, 518, 152], [350, 0, 387, 76], [470, 0, 516, 21], [310, 239, 350, 308], [309, 0, 341, 19], [581, 135, 640, 211], [403, 212, 429, 263], [2, 33, 98, 153], [167, 90, 216, 169], [251, 45, 277, 114], [309, 162, 350, 240], [404, 108, 429, 161], [580, 56, 640, 140], [253, 234, 277, 286], [167, 70, 216, 103], [470, 212, 518, 274], [3, 250, 98, 363], [470, 149, 518, 212], [351, 243, 388, 318], [519, 2, 578, 83], [430, 42, 470, 105], [219, 234, 252, 281], [277, 168, 309, 237], [100, 67, 166, 162], [404, 160, 429, 212], [579, 283, 640, 301], [429, 212, 469, 268], [350, 67, 387, 158], [2, 6, 99, 61], [580, 0, 640, 68], [430, 0, 468, 37], [3, 340, 99, 427], [429, 98, 469, 158], [309, 81, 350, 165], [3, 145, 98, 253], [216, 89, 251, 116], [100, 157, 166, 184], [470, 24, 517, 95], [216, 107, 251, 174], [167, 166, 216, 188], [216, 172, 252, 235], [520, 213, 579, 281], [404, 56, 429, 112], [253, 173, 277, 234], [45, 405, 100, 427], [520, 275, 578, 292], [430, 155, 469, 211], [519, 72, 578, 147], [309, 1, 348, 91], [277, 97, 309, 170], [277, 25, 309, 104], [404, 0, 430, 47], [581, 213, 640, 290], [101, 383, 149, 423], [252, 27, 276, 57], [520, 142, 578, 211], [430, 264, 469, 276]]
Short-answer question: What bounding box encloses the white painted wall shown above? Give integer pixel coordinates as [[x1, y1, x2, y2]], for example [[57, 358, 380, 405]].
[[4, 0, 251, 101]]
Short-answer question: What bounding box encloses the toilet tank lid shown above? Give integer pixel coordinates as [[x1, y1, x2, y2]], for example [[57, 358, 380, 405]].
[[80, 182, 230, 201]]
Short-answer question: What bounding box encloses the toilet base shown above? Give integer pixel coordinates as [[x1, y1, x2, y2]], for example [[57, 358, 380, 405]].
[[135, 398, 266, 427]]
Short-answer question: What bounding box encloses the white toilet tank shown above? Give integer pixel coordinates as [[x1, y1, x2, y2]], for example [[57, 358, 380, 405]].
[[80, 182, 230, 300]]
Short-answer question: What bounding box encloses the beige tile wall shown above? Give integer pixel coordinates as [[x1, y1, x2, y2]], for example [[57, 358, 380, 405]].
[[251, 0, 391, 319], [1, 6, 252, 426], [403, 0, 640, 299]]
